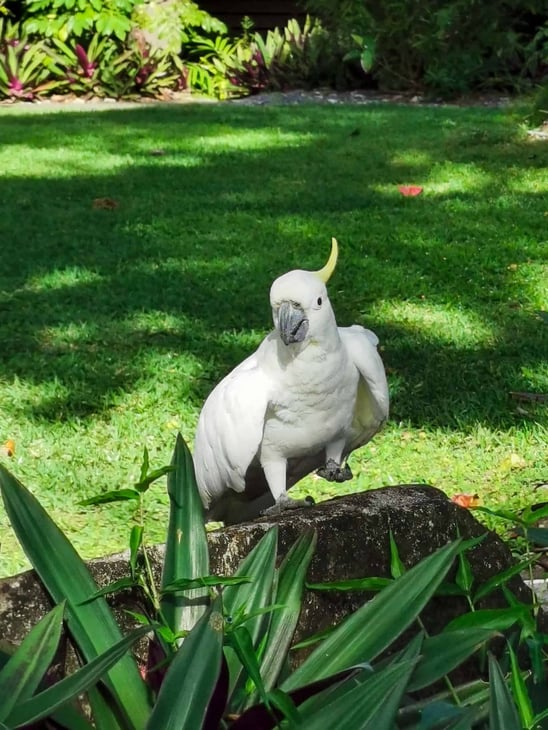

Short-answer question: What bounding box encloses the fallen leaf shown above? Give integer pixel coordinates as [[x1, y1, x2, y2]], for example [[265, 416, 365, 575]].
[[1, 439, 15, 457], [149, 149, 166, 156], [451, 494, 480, 508], [92, 197, 119, 210], [398, 185, 423, 197], [500, 453, 527, 471]]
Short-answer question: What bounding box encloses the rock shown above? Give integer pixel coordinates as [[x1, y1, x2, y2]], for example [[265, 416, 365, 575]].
[[0, 486, 540, 673]]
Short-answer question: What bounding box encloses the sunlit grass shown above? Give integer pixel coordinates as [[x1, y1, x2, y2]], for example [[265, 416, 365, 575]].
[[0, 100, 546, 577]]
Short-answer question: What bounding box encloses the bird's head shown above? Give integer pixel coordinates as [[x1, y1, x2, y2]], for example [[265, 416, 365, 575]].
[[270, 238, 339, 346]]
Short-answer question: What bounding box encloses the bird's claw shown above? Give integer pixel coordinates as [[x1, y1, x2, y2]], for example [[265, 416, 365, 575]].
[[260, 494, 315, 517], [316, 458, 353, 483]]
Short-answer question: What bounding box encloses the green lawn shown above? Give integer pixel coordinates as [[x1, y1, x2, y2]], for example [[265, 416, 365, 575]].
[[0, 100, 546, 578]]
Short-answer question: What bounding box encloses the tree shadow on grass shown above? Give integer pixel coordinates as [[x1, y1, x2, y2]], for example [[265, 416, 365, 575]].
[[0, 103, 546, 429]]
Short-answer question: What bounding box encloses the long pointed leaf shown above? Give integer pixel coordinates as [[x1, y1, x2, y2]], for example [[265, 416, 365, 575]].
[[0, 464, 151, 729], [6, 626, 151, 728], [253, 528, 316, 699], [408, 629, 498, 691], [0, 603, 64, 720], [222, 527, 278, 702], [146, 596, 224, 730], [283, 539, 462, 691], [445, 607, 525, 632], [507, 643, 534, 728], [299, 659, 417, 729], [160, 433, 209, 636], [488, 653, 521, 729]]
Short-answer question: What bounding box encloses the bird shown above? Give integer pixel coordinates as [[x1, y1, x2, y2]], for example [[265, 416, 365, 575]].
[[193, 238, 389, 524]]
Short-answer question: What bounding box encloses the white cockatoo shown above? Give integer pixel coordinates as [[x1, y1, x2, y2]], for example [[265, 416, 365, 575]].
[[193, 238, 389, 524]]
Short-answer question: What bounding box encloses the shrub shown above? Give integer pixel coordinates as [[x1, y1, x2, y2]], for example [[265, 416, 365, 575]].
[[22, 0, 140, 42], [302, 0, 548, 96]]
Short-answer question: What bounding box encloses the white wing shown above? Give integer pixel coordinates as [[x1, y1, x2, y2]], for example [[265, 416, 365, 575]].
[[339, 325, 389, 452], [193, 352, 271, 508]]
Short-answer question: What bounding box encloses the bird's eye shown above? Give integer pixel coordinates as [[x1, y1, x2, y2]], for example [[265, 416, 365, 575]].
[[317, 297, 322, 306]]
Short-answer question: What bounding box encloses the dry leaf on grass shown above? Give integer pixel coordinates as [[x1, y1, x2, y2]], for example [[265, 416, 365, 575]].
[[451, 493, 480, 508], [92, 197, 119, 210], [1, 439, 15, 457]]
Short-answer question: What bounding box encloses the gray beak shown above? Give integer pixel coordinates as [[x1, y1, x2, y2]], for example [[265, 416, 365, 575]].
[[278, 301, 309, 345]]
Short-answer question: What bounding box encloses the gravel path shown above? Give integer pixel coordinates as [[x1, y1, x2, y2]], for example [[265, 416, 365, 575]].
[[0, 87, 513, 113]]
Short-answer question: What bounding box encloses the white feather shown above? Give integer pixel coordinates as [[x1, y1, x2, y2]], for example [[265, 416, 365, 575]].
[[193, 265, 389, 521]]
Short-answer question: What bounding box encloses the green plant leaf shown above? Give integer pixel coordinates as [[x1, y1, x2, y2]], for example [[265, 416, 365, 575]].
[[222, 526, 278, 703], [79, 576, 137, 603], [473, 558, 536, 602], [299, 659, 417, 729], [521, 527, 548, 547], [445, 607, 525, 632], [129, 524, 144, 578], [226, 625, 270, 709], [488, 653, 521, 729], [408, 629, 497, 691], [456, 548, 474, 595], [306, 576, 392, 592], [256, 528, 317, 698], [291, 624, 337, 650], [0, 464, 151, 729], [79, 488, 140, 506], [507, 642, 534, 728], [135, 466, 175, 493], [161, 575, 252, 593], [145, 597, 224, 730], [389, 531, 406, 579], [519, 503, 548, 526], [6, 626, 151, 728], [160, 433, 209, 636], [282, 540, 461, 691], [0, 603, 64, 721]]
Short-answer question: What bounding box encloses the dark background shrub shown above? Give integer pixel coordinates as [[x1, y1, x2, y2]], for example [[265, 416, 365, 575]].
[[301, 0, 548, 96]]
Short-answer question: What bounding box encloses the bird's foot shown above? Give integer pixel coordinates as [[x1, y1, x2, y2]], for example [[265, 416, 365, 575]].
[[316, 458, 353, 483], [260, 494, 315, 518]]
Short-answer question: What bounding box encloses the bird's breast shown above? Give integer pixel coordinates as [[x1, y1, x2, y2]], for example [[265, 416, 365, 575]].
[[261, 351, 359, 458]]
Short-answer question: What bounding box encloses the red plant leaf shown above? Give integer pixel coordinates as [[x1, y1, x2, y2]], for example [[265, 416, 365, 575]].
[[398, 185, 423, 196]]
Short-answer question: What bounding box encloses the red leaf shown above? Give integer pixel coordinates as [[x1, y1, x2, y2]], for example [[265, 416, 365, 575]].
[[451, 494, 480, 509], [398, 185, 423, 197]]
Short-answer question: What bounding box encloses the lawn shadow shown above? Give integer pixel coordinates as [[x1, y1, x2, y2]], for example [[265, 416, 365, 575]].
[[0, 103, 546, 429]]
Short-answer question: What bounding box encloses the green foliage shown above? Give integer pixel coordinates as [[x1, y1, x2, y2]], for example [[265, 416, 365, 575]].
[[302, 0, 548, 95], [1, 434, 547, 728], [22, 0, 140, 42], [187, 16, 334, 98], [132, 0, 227, 55]]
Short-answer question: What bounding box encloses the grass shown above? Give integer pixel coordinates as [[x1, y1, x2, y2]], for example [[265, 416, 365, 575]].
[[0, 99, 546, 578]]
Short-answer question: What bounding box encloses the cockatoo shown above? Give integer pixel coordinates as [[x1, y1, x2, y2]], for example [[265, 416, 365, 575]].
[[193, 238, 389, 524]]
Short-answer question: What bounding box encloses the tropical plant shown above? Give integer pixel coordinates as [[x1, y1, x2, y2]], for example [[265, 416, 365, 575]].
[[44, 31, 187, 99], [0, 435, 546, 727], [189, 16, 333, 99], [0, 19, 61, 99]]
